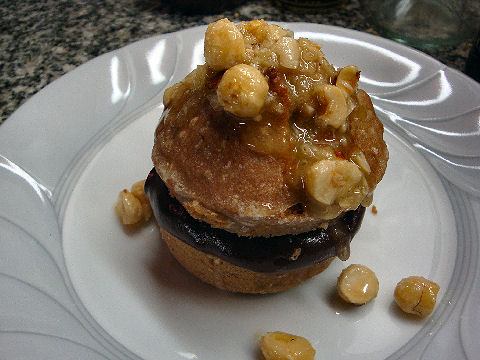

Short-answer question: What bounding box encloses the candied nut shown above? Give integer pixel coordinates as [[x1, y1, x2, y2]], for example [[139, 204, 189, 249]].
[[337, 176, 369, 210], [238, 19, 270, 43], [259, 331, 315, 360], [183, 65, 208, 91], [394, 276, 440, 317], [163, 83, 181, 108], [114, 190, 144, 225], [130, 180, 146, 198], [115, 180, 153, 226], [316, 84, 350, 129], [163, 66, 208, 108], [217, 64, 269, 118], [336, 65, 360, 96], [204, 18, 245, 71], [266, 23, 289, 42], [273, 36, 300, 69], [298, 142, 335, 161], [130, 180, 152, 222], [305, 159, 363, 206], [337, 264, 379, 305], [350, 150, 371, 174]]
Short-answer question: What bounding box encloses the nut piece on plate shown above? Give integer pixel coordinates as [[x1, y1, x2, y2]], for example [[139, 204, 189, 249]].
[[114, 180, 152, 226], [259, 331, 315, 360], [394, 276, 440, 317], [337, 264, 379, 305]]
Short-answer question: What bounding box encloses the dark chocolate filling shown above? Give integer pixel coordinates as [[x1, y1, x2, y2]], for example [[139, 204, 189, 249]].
[[145, 168, 365, 273]]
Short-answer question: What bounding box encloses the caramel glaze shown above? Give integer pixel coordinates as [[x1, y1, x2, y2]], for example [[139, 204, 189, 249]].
[[161, 66, 359, 212], [145, 168, 365, 274]]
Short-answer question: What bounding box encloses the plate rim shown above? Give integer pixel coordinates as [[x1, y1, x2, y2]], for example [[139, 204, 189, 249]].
[[1, 22, 479, 360]]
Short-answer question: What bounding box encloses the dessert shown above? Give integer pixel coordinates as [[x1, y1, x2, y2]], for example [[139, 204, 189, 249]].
[[145, 19, 388, 293]]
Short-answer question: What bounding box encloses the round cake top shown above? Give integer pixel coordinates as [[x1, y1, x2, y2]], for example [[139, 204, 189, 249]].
[[152, 19, 388, 237]]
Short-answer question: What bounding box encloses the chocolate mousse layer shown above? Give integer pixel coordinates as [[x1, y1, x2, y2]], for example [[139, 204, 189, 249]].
[[145, 168, 365, 274]]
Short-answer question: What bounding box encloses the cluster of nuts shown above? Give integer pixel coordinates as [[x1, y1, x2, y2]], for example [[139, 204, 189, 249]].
[[394, 276, 440, 317], [204, 19, 270, 119], [204, 18, 359, 130], [258, 268, 440, 360], [203, 18, 369, 213], [315, 65, 359, 131], [336, 264, 440, 318], [114, 180, 152, 226]]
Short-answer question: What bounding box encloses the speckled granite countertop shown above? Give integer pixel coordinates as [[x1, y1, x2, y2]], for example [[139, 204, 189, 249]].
[[0, 0, 476, 125]]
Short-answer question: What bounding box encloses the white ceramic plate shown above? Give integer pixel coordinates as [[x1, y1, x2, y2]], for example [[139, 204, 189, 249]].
[[0, 23, 479, 360]]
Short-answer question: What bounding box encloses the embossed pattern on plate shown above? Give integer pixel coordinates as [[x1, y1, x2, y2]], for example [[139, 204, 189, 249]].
[[0, 24, 479, 359]]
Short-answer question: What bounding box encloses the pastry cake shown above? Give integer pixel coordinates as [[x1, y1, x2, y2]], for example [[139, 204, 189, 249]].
[[145, 19, 388, 293]]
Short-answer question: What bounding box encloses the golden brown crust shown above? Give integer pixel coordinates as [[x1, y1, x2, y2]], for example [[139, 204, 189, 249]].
[[152, 89, 387, 237], [350, 90, 389, 189], [153, 108, 296, 217], [160, 228, 334, 294], [152, 105, 327, 237]]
